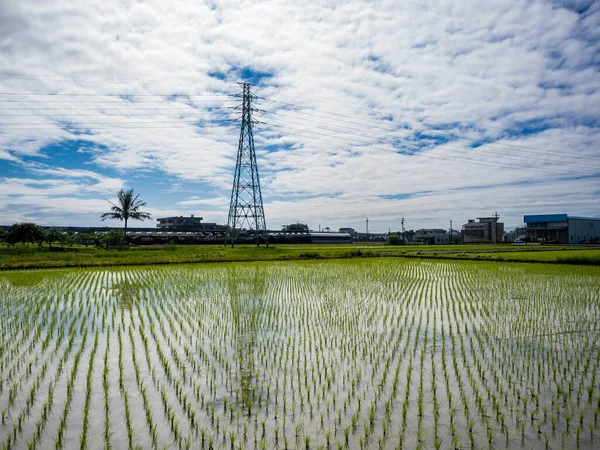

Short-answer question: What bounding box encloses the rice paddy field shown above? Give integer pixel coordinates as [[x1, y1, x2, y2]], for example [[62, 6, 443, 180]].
[[1, 258, 599, 450]]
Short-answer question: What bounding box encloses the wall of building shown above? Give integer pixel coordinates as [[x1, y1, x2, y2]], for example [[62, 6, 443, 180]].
[[495, 222, 504, 243], [524, 214, 599, 243], [462, 217, 504, 243], [434, 235, 449, 244], [568, 218, 600, 243], [462, 224, 488, 243], [310, 232, 352, 244]]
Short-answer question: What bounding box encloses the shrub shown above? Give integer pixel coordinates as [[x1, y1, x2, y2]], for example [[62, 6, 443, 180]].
[[299, 251, 320, 259], [386, 234, 404, 245], [556, 256, 600, 266], [7, 223, 45, 246]]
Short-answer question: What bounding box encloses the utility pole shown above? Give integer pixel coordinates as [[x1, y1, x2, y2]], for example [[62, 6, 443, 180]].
[[366, 218, 369, 241], [224, 82, 268, 247], [400, 216, 405, 240], [450, 219, 453, 244]]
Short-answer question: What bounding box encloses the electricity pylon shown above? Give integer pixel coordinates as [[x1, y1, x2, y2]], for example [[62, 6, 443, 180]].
[[224, 83, 268, 247]]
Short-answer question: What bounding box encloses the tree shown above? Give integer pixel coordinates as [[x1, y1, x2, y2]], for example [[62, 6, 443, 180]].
[[7, 223, 45, 246], [387, 233, 405, 245], [98, 229, 123, 249], [101, 189, 152, 244], [75, 232, 97, 247], [281, 223, 309, 232], [44, 228, 66, 248]]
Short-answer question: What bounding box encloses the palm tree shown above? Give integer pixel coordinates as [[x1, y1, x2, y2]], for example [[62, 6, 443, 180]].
[[101, 189, 152, 244]]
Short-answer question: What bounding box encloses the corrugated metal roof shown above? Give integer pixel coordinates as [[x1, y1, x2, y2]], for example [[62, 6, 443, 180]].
[[524, 214, 600, 223], [568, 216, 600, 221], [309, 233, 351, 238]]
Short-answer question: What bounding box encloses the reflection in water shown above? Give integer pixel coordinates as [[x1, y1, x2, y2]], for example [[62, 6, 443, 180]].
[[228, 267, 266, 414]]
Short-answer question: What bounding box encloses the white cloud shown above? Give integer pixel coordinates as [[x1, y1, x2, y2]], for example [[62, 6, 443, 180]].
[[0, 0, 598, 230], [176, 196, 229, 207]]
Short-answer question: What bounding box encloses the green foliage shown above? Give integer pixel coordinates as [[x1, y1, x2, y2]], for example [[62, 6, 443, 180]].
[[556, 255, 600, 266], [0, 241, 598, 269], [298, 251, 321, 259], [281, 222, 309, 232], [101, 188, 151, 244], [98, 230, 124, 249], [72, 232, 98, 247], [7, 222, 45, 246], [44, 228, 66, 247], [386, 234, 403, 245]]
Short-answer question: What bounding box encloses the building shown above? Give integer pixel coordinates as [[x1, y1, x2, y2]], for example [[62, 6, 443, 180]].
[[156, 215, 217, 231], [414, 229, 449, 244], [524, 214, 600, 243], [338, 227, 357, 237], [462, 215, 504, 243], [309, 232, 352, 244], [504, 229, 517, 242], [355, 232, 388, 241]]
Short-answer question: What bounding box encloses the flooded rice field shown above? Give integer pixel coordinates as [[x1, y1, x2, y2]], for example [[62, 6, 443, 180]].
[[1, 259, 599, 449]]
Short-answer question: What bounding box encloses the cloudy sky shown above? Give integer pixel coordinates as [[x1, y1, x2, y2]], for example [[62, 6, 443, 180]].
[[1, 0, 599, 232]]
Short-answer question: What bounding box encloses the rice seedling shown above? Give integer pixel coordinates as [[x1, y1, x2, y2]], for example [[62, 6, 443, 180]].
[[79, 330, 99, 449], [0, 260, 598, 449]]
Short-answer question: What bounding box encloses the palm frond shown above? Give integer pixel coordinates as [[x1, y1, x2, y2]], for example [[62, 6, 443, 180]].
[[101, 189, 151, 223]]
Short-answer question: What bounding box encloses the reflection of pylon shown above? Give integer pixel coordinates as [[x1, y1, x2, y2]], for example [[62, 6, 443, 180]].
[[224, 83, 268, 247]]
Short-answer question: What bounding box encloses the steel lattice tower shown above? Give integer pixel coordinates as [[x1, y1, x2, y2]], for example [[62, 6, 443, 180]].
[[224, 83, 268, 247]]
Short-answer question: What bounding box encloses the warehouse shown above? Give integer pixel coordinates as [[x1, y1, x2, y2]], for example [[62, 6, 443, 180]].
[[523, 214, 600, 244], [309, 232, 352, 244]]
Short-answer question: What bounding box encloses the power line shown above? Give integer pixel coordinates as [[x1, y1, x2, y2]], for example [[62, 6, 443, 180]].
[[260, 94, 594, 146], [0, 92, 227, 97], [258, 111, 600, 171], [259, 97, 600, 160], [0, 72, 240, 87], [0, 124, 236, 131], [0, 121, 237, 130], [0, 99, 226, 104], [256, 118, 600, 174], [1, 87, 596, 160], [255, 121, 596, 177], [0, 108, 235, 118], [0, 112, 234, 117], [260, 105, 600, 162], [0, 106, 230, 111], [1, 102, 596, 171], [260, 108, 600, 168], [1, 73, 595, 149], [3, 96, 593, 163], [0, 84, 597, 170]]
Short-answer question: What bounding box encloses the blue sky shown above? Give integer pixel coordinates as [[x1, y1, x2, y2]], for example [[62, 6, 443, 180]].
[[0, 0, 599, 232]]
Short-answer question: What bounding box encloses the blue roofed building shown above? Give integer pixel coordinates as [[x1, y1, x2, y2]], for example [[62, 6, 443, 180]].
[[523, 214, 600, 243]]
